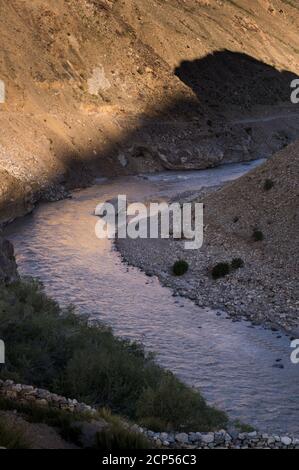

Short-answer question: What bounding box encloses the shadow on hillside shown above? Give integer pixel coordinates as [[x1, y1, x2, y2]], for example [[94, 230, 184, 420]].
[[2, 50, 299, 225], [175, 49, 298, 110], [67, 50, 299, 178]]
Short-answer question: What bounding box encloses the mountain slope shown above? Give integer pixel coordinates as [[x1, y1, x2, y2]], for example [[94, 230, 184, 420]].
[[0, 0, 298, 224]]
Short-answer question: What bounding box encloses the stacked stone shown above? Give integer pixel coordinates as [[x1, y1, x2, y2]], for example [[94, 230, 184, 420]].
[[0, 379, 96, 415]]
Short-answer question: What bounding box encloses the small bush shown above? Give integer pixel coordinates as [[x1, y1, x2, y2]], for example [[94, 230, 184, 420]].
[[231, 258, 244, 270], [211, 262, 230, 280], [252, 229, 264, 241], [136, 373, 226, 432], [233, 420, 255, 433], [172, 260, 189, 276], [263, 179, 274, 191]]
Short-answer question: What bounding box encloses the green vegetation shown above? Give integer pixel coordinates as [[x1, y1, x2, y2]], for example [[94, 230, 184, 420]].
[[136, 374, 226, 432], [95, 408, 151, 449], [0, 279, 227, 432], [252, 229, 264, 242], [212, 258, 245, 280], [211, 262, 231, 280], [172, 260, 189, 276], [263, 179, 274, 191], [233, 420, 255, 433], [0, 416, 29, 449], [231, 258, 244, 270]]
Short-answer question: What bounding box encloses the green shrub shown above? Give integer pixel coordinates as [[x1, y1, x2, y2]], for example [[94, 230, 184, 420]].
[[231, 258, 244, 270], [263, 179, 274, 191], [211, 262, 230, 280], [252, 229, 264, 241], [136, 373, 226, 432], [0, 279, 227, 432], [172, 260, 189, 276], [233, 420, 255, 433]]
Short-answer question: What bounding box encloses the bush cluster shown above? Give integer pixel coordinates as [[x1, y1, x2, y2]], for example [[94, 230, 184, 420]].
[[212, 258, 245, 279]]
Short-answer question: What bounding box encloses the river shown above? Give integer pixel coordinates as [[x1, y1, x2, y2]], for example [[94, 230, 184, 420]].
[[5, 160, 299, 435]]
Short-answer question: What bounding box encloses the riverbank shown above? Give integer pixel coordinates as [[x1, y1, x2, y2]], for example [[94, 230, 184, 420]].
[[116, 143, 299, 334]]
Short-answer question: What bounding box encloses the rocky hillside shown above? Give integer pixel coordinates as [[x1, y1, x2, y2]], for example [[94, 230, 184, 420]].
[[204, 140, 299, 270], [0, 0, 299, 224], [199, 140, 299, 329]]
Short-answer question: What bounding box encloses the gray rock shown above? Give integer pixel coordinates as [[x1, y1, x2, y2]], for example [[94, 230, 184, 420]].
[[188, 432, 199, 443], [175, 433, 189, 444], [281, 436, 292, 446], [201, 433, 214, 444]]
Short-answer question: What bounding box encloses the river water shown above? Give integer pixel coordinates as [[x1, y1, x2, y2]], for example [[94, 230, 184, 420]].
[[5, 160, 299, 435]]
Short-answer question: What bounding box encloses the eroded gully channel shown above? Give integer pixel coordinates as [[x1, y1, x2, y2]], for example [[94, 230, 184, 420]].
[[5, 160, 299, 435]]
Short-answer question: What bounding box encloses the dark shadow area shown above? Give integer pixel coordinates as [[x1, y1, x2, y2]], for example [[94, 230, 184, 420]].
[[175, 49, 299, 111], [72, 51, 299, 178]]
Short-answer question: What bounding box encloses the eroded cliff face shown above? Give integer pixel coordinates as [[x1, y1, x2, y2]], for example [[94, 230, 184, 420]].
[[0, 0, 298, 224]]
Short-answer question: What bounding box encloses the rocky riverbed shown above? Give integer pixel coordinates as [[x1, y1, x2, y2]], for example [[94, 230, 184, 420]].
[[117, 145, 299, 334]]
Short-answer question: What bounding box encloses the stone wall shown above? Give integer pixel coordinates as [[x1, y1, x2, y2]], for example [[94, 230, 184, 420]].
[[142, 429, 299, 449], [0, 379, 96, 415], [0, 380, 298, 449]]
